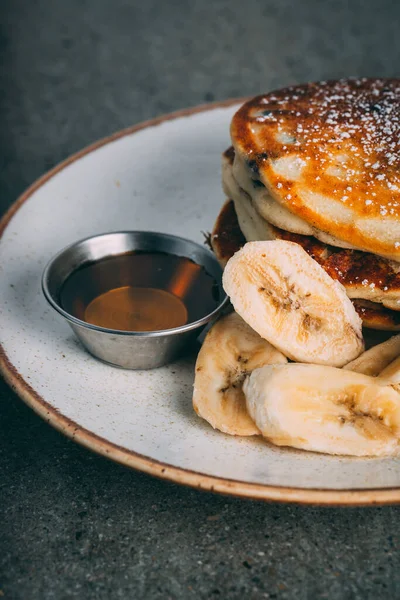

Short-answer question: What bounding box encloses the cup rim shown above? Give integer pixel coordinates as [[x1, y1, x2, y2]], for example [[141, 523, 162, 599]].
[[41, 230, 229, 338]]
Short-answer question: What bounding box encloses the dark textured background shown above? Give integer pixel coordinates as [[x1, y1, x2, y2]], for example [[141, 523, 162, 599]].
[[1, 1, 400, 598]]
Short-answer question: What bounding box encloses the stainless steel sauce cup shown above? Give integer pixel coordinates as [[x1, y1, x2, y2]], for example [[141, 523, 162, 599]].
[[42, 231, 228, 369]]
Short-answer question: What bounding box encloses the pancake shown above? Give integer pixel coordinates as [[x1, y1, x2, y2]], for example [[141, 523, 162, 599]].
[[231, 79, 400, 260], [352, 300, 400, 332], [222, 147, 400, 311], [211, 199, 400, 331], [224, 150, 356, 249], [211, 198, 252, 265], [223, 145, 317, 237], [210, 187, 246, 266]]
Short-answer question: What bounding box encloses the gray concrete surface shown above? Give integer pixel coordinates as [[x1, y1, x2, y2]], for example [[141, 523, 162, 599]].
[[1, 0, 400, 598]]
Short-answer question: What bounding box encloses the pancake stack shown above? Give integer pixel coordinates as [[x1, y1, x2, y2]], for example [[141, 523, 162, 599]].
[[212, 79, 400, 330]]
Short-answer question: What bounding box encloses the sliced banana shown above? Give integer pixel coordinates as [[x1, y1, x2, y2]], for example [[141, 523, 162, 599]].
[[244, 364, 400, 457], [223, 240, 364, 367], [379, 356, 400, 385], [344, 334, 400, 376], [193, 312, 287, 436]]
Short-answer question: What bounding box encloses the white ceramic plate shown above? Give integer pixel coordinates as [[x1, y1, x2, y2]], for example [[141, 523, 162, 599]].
[[2, 101, 400, 506]]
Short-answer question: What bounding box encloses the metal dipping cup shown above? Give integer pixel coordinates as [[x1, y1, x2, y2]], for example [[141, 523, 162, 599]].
[[42, 231, 228, 369]]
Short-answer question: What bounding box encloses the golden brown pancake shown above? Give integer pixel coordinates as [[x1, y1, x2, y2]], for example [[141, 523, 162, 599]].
[[231, 79, 400, 260], [211, 199, 400, 331], [210, 185, 246, 266], [352, 300, 400, 332]]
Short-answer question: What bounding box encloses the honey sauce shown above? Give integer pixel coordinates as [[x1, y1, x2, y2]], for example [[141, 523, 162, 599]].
[[60, 251, 220, 332]]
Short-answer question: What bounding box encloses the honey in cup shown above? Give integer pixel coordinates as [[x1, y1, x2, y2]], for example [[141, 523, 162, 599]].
[[59, 251, 221, 332]]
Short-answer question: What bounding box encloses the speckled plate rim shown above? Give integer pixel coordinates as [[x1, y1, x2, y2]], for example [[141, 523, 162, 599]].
[[2, 99, 400, 507]]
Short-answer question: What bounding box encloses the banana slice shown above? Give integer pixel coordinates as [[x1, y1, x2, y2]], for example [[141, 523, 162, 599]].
[[193, 312, 287, 436], [379, 356, 400, 385], [344, 334, 400, 376], [223, 241, 364, 367], [244, 364, 400, 457]]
